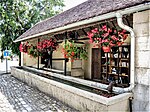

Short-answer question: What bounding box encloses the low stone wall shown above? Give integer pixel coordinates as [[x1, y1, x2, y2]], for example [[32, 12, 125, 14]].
[[11, 66, 132, 112]]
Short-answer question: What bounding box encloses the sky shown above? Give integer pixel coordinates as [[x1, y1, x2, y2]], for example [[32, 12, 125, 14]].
[[63, 0, 87, 11]]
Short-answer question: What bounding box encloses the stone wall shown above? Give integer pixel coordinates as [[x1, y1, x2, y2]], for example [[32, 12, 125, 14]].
[[84, 43, 92, 79], [84, 43, 99, 79], [52, 45, 64, 70], [11, 66, 132, 112], [133, 10, 150, 111]]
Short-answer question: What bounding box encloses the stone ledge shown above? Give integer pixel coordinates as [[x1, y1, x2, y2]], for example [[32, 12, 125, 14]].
[[11, 66, 132, 111]]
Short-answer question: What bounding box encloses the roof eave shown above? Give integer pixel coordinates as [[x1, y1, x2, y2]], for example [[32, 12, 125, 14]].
[[14, 3, 150, 43]]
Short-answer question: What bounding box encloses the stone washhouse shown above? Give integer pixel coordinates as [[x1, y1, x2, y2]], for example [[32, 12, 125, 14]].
[[12, 0, 150, 111]]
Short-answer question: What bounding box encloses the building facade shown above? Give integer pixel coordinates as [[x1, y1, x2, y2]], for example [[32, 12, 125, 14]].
[[14, 0, 150, 111]]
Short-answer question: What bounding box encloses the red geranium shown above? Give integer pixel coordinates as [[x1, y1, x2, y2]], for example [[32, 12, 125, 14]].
[[19, 42, 29, 53], [37, 38, 58, 52], [87, 25, 128, 47]]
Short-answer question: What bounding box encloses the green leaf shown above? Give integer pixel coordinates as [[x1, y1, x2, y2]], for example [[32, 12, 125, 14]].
[[0, 0, 64, 55]]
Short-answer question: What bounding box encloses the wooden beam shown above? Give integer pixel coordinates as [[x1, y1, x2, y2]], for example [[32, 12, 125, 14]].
[[37, 38, 40, 69], [57, 41, 63, 43], [56, 34, 65, 40], [111, 21, 116, 28], [74, 41, 85, 44], [89, 26, 94, 30], [107, 22, 111, 28], [69, 37, 89, 41], [76, 32, 80, 38], [82, 29, 88, 36], [124, 17, 131, 27], [76, 37, 89, 40], [99, 24, 103, 28], [54, 35, 58, 40]]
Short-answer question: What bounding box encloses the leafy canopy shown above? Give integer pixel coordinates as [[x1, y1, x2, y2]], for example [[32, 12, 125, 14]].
[[0, 0, 64, 55]]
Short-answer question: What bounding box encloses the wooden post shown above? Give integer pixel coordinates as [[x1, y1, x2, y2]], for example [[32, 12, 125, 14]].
[[64, 32, 67, 75], [64, 58, 67, 76], [64, 58, 69, 76], [37, 38, 40, 69]]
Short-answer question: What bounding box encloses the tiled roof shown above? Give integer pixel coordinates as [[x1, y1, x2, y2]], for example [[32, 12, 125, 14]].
[[16, 0, 149, 41]]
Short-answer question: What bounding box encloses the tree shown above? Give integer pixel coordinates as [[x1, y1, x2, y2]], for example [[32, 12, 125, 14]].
[[0, 0, 64, 55]]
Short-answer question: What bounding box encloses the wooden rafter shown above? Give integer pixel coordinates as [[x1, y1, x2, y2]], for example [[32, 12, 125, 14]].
[[82, 29, 88, 36], [57, 40, 63, 43], [73, 41, 85, 44], [76, 32, 80, 38], [111, 21, 116, 28], [54, 35, 58, 40], [71, 37, 89, 41], [124, 17, 131, 27]]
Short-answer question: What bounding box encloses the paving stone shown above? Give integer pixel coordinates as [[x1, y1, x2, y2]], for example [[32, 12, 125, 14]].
[[0, 73, 77, 112]]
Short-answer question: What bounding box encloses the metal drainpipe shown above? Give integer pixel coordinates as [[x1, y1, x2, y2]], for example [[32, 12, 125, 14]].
[[115, 12, 135, 93]]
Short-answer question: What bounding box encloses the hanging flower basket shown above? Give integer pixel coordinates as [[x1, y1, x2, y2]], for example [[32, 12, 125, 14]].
[[102, 46, 111, 52], [62, 41, 88, 62], [37, 38, 58, 53], [27, 45, 38, 58], [19, 38, 58, 58], [87, 25, 128, 51], [19, 42, 29, 53]]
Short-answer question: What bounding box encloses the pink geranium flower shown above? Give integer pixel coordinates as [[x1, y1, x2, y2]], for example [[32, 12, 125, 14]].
[[87, 24, 128, 47]]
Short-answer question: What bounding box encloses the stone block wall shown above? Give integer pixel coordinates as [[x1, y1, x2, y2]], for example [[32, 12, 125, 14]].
[[84, 43, 95, 79], [11, 66, 132, 112], [52, 45, 64, 70], [133, 10, 150, 111]]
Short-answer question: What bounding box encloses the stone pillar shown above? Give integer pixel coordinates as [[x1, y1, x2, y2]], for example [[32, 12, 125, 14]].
[[133, 10, 150, 112]]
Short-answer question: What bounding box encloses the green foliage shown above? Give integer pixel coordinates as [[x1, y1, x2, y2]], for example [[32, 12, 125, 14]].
[[0, 0, 64, 55], [62, 41, 88, 61], [28, 45, 38, 58], [79, 48, 88, 60]]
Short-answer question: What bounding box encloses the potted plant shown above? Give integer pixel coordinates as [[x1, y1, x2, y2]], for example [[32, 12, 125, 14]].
[[27, 45, 38, 58], [37, 38, 58, 53], [36, 38, 58, 68], [62, 41, 88, 62], [19, 42, 29, 53], [19, 42, 39, 58], [87, 25, 127, 52]]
